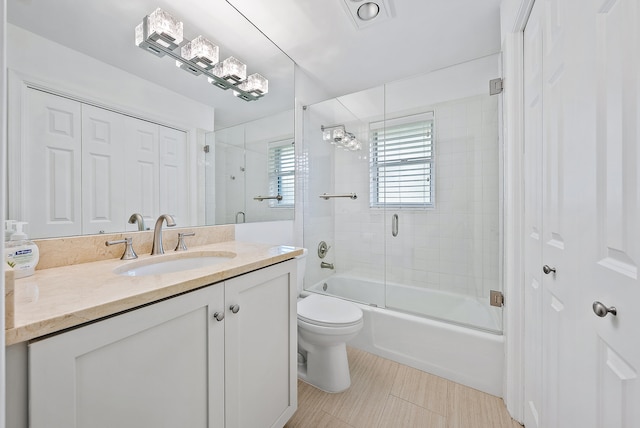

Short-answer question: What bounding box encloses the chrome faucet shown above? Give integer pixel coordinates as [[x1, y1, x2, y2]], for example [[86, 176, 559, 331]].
[[151, 214, 176, 255], [128, 212, 146, 231], [235, 211, 246, 224], [321, 261, 334, 270]]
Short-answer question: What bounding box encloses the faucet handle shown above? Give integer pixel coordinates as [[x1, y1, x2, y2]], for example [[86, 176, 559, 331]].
[[175, 232, 196, 251], [105, 237, 138, 260]]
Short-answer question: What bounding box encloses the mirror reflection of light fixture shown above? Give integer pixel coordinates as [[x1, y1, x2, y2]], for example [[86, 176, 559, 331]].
[[321, 125, 362, 151], [135, 8, 268, 101]]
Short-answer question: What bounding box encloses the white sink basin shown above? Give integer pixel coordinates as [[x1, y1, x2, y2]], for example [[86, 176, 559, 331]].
[[114, 251, 236, 277]]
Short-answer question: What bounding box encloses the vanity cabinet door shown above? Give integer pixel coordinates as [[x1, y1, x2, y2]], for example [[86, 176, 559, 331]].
[[224, 260, 297, 428], [29, 285, 225, 428]]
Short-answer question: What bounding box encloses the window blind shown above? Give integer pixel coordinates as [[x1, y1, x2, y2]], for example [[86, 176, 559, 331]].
[[268, 141, 295, 208], [370, 112, 434, 208]]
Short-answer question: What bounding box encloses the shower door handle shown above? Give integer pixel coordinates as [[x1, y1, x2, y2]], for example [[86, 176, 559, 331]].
[[392, 214, 399, 237]]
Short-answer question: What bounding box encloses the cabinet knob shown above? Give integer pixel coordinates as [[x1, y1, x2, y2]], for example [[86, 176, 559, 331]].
[[229, 304, 240, 314], [213, 312, 225, 322], [592, 301, 617, 318]]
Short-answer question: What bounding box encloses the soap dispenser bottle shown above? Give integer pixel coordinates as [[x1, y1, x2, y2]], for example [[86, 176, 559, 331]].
[[4, 220, 16, 241], [5, 222, 40, 278]]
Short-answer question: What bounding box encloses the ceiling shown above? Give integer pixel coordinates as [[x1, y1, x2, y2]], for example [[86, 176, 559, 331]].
[[228, 0, 502, 100], [7, 0, 502, 127]]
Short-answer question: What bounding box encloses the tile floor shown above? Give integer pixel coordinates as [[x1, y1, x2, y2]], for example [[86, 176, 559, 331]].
[[285, 347, 522, 428]]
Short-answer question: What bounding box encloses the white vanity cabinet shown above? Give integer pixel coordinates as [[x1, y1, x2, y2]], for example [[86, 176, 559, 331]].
[[28, 260, 297, 428]]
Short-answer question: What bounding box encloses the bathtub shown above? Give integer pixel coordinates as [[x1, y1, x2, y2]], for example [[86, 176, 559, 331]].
[[305, 275, 504, 396]]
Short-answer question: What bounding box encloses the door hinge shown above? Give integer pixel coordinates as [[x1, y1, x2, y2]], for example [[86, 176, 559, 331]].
[[490, 290, 504, 307], [203, 144, 210, 153], [489, 78, 503, 95]]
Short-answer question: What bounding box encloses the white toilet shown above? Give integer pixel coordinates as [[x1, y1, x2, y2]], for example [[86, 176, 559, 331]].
[[295, 249, 364, 393]]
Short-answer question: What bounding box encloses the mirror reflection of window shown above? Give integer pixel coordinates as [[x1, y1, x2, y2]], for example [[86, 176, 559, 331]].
[[268, 140, 295, 208]]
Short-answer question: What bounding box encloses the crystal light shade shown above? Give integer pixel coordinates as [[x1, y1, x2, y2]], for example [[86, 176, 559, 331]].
[[332, 128, 345, 142], [181, 36, 219, 69], [213, 57, 247, 82], [136, 8, 183, 49], [135, 8, 267, 101], [238, 73, 269, 95], [320, 125, 361, 151], [135, 23, 144, 47]]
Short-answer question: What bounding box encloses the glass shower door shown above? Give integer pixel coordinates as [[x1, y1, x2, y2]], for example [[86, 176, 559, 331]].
[[382, 73, 504, 334], [301, 87, 387, 308]]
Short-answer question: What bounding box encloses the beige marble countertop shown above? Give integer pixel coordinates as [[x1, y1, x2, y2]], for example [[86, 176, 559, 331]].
[[5, 241, 302, 346]]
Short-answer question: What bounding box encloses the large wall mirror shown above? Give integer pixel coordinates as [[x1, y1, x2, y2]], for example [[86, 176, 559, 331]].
[[6, 0, 295, 239], [207, 109, 294, 225]]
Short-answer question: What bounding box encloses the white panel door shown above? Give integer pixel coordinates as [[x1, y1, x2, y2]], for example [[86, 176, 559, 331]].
[[159, 126, 188, 226], [124, 116, 159, 229], [224, 261, 297, 428], [23, 89, 82, 238], [81, 104, 126, 235], [524, 1, 578, 425], [522, 3, 544, 426], [523, 0, 640, 426], [582, 0, 640, 425], [29, 285, 225, 428]]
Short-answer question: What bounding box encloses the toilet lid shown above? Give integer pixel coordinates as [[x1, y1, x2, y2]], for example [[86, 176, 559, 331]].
[[297, 294, 363, 326]]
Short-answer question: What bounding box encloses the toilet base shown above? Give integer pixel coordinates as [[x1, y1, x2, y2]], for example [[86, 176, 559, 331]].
[[297, 342, 352, 393]]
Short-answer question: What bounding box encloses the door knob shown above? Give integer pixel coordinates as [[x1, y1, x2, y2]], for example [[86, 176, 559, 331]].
[[213, 312, 225, 322], [229, 304, 240, 314], [542, 265, 556, 274], [592, 301, 617, 317]]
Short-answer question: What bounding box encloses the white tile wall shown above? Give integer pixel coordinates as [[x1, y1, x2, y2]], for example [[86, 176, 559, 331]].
[[303, 94, 500, 299]]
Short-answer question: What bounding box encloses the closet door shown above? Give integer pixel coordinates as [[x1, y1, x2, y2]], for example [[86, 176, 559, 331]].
[[523, 0, 640, 426], [123, 116, 160, 229], [524, 0, 587, 426], [580, 0, 640, 425], [81, 104, 126, 234], [159, 126, 188, 226], [23, 88, 82, 238], [522, 4, 544, 426]]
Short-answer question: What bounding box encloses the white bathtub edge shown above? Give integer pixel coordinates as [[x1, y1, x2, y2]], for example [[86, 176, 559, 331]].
[[348, 304, 505, 397]]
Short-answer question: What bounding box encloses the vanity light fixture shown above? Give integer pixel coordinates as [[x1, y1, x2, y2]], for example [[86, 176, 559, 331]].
[[321, 125, 362, 151], [135, 8, 268, 101]]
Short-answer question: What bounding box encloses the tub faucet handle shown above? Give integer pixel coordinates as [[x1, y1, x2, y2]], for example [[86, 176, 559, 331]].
[[318, 241, 331, 259]]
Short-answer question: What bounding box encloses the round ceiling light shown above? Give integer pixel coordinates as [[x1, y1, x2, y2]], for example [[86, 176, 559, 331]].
[[357, 2, 380, 21]]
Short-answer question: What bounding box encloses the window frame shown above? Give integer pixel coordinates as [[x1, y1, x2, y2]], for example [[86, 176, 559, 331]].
[[369, 112, 435, 209], [267, 139, 295, 208]]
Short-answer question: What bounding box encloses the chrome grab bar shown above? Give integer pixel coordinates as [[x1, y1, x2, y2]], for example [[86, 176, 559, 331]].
[[253, 195, 283, 201], [392, 214, 399, 237], [319, 193, 357, 200]]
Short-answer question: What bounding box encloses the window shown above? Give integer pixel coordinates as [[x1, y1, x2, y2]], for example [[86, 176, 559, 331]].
[[268, 140, 295, 207], [370, 112, 434, 208]]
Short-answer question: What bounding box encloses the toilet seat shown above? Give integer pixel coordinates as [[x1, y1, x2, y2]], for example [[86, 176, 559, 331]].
[[297, 294, 363, 327]]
